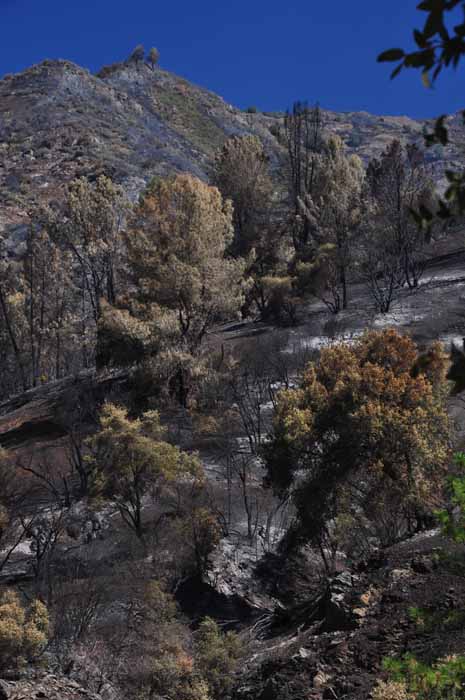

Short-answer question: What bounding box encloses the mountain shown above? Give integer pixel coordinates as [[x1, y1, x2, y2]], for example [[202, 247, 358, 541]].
[[0, 57, 463, 246], [0, 58, 279, 245]]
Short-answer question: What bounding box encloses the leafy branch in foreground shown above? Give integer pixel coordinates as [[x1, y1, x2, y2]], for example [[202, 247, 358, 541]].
[[378, 0, 465, 216], [436, 451, 465, 542], [380, 654, 465, 700], [378, 1, 465, 84]]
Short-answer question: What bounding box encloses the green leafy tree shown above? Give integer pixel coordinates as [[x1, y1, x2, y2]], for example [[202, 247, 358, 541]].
[[89, 403, 203, 539], [195, 617, 241, 700], [0, 589, 49, 669], [437, 451, 465, 542], [148, 46, 160, 69]]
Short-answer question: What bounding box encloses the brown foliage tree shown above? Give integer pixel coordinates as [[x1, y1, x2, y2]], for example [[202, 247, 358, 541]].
[[283, 101, 324, 252], [45, 175, 129, 324], [213, 135, 273, 256], [265, 330, 451, 561], [0, 590, 49, 669], [363, 140, 439, 293], [148, 46, 160, 69], [119, 174, 247, 405], [296, 136, 364, 311]]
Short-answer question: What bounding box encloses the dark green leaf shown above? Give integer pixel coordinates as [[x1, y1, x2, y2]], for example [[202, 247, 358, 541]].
[[414, 29, 429, 47], [378, 48, 405, 62], [405, 49, 435, 68], [454, 22, 465, 37], [424, 11, 442, 38]]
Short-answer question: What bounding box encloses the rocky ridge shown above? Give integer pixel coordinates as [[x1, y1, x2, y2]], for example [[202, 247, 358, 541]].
[[0, 56, 463, 249]]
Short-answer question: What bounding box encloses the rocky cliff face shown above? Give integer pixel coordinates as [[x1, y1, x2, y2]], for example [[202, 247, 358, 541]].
[[0, 56, 463, 247], [231, 530, 465, 700]]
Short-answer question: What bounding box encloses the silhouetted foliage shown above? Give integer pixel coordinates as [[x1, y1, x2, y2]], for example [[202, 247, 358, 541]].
[[379, 0, 465, 217]]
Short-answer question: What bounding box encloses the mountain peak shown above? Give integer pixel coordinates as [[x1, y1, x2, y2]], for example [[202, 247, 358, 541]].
[[0, 55, 462, 240]]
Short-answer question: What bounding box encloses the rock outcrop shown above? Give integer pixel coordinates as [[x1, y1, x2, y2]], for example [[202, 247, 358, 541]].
[[0, 675, 106, 700], [0, 369, 128, 449], [232, 529, 465, 700]]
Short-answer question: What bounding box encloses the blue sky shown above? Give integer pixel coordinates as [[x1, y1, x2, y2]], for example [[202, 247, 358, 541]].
[[0, 0, 463, 118]]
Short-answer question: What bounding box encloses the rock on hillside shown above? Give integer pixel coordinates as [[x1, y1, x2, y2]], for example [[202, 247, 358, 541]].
[[232, 529, 465, 700], [0, 675, 108, 700], [0, 56, 463, 243], [0, 369, 128, 449]]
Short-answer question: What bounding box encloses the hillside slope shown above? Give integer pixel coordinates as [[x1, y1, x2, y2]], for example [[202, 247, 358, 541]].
[[0, 59, 280, 244], [0, 56, 463, 246]]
